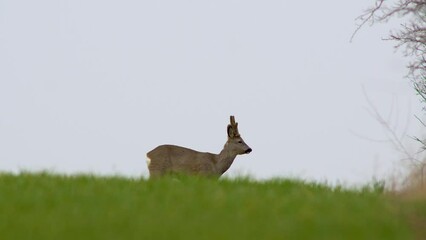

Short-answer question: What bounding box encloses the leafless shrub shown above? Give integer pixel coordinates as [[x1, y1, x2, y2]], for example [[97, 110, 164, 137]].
[[354, 0, 426, 192]]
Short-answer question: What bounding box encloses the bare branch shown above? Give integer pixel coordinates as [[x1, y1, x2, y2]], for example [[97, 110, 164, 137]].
[[362, 87, 421, 164], [350, 0, 385, 42]]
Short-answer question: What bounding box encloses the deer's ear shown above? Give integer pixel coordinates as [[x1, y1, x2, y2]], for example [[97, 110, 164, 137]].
[[227, 125, 235, 138]]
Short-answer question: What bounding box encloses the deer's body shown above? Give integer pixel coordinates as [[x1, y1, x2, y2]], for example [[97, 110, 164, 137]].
[[146, 116, 251, 178]]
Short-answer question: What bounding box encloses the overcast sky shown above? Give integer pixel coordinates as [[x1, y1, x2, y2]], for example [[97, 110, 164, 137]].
[[0, 0, 422, 184]]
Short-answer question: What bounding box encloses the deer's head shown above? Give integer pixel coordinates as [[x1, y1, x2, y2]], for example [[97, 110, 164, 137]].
[[226, 116, 252, 155]]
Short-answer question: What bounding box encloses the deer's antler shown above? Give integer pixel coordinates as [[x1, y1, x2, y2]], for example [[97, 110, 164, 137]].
[[229, 116, 240, 137]]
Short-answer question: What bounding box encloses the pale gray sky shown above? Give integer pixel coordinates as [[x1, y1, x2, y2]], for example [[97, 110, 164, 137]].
[[0, 0, 421, 184]]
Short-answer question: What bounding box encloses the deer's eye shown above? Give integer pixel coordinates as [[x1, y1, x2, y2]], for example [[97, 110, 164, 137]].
[[238, 141, 243, 144]]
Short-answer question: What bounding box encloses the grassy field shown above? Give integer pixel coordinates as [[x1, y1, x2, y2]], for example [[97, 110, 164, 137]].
[[0, 172, 423, 240]]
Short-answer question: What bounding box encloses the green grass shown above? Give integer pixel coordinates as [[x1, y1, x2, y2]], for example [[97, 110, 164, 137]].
[[0, 172, 419, 240]]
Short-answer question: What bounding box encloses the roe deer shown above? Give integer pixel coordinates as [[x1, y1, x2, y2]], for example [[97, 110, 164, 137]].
[[146, 116, 252, 178]]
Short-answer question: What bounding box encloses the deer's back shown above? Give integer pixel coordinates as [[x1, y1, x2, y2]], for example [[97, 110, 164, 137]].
[[146, 144, 217, 176]]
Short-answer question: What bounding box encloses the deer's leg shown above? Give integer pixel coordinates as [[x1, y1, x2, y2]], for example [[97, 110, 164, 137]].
[[148, 170, 163, 179]]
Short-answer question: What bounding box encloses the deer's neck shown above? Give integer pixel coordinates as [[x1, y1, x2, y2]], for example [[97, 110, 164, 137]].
[[215, 144, 237, 176]]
